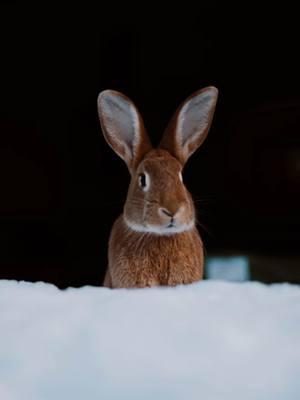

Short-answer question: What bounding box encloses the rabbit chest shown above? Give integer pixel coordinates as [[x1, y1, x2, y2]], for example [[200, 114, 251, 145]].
[[107, 216, 204, 288]]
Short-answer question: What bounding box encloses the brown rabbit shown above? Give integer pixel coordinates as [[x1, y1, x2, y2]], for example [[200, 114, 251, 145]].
[[97, 87, 218, 288]]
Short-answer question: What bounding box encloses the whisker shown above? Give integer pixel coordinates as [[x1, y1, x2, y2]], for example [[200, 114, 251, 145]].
[[195, 217, 215, 239], [193, 197, 217, 203]]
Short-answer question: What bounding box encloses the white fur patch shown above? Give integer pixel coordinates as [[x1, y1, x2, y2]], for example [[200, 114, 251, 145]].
[[124, 217, 194, 235]]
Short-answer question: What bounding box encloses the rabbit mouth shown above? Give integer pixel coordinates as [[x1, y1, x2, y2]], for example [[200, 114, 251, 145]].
[[167, 222, 175, 228], [124, 216, 194, 235], [161, 221, 194, 234]]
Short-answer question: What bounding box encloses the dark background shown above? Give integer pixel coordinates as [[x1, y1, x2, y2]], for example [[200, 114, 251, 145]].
[[1, 3, 299, 287]]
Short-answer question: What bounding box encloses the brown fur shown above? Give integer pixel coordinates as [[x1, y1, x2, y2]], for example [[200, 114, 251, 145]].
[[97, 87, 218, 288], [108, 216, 203, 288], [123, 149, 195, 230]]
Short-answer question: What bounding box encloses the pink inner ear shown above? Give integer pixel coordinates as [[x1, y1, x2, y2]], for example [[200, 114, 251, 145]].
[[100, 94, 139, 157], [178, 91, 216, 147]]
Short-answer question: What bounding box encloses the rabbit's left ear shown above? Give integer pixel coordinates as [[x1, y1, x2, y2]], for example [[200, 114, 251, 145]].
[[159, 86, 218, 165]]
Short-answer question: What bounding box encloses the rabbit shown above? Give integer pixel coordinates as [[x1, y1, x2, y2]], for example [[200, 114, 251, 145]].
[[97, 86, 218, 288]]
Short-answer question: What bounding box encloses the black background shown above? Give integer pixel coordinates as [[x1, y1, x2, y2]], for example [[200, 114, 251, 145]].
[[1, 3, 299, 287]]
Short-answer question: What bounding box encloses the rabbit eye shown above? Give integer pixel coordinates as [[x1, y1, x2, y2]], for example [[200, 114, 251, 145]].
[[139, 173, 148, 190], [139, 173, 146, 187]]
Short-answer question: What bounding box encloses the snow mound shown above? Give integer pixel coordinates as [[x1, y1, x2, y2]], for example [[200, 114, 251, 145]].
[[1, 280, 300, 400]]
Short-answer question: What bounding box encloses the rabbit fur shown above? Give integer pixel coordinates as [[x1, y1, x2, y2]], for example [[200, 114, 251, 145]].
[[97, 87, 218, 288]]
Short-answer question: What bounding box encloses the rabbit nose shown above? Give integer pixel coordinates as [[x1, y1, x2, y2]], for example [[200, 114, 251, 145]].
[[159, 208, 182, 223], [160, 208, 174, 218]]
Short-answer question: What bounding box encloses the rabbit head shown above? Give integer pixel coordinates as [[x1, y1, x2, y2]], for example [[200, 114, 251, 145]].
[[97, 87, 218, 235]]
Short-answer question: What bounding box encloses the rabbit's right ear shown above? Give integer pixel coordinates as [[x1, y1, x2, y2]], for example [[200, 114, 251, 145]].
[[97, 90, 152, 172], [159, 86, 218, 166]]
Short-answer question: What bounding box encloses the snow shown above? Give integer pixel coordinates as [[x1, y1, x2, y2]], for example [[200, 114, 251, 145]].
[[1, 279, 300, 400]]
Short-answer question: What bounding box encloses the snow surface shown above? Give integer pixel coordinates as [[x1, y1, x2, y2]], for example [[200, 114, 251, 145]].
[[1, 279, 300, 400]]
